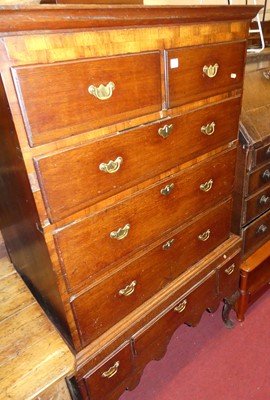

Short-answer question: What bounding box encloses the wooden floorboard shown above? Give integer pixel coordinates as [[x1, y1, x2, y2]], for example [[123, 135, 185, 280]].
[[0, 232, 75, 400]]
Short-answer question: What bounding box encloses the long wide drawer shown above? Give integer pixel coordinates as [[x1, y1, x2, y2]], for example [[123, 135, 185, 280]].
[[12, 52, 162, 146], [131, 251, 240, 375], [166, 41, 245, 108], [132, 271, 218, 373], [54, 148, 236, 285], [35, 97, 241, 222], [71, 199, 232, 345]]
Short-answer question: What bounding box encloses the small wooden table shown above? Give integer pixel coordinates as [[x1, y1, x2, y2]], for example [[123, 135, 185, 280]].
[[0, 236, 75, 400], [235, 240, 270, 321]]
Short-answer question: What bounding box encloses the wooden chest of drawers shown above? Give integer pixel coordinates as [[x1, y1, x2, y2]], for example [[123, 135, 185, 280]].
[[0, 4, 259, 399], [232, 53, 270, 320]]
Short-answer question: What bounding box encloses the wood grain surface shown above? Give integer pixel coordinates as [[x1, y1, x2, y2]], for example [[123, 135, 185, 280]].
[[0, 234, 75, 400]]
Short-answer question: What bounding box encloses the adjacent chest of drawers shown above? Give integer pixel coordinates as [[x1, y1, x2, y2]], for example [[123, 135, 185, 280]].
[[0, 5, 259, 400], [232, 54, 270, 321]]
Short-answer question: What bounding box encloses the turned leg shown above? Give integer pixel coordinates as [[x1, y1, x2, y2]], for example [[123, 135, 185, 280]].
[[235, 270, 249, 322], [222, 290, 240, 329]]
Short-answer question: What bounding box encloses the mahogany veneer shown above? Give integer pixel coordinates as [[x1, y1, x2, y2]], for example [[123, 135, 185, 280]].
[[0, 4, 259, 400]]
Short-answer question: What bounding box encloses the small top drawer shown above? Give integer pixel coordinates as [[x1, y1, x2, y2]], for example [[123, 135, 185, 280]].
[[166, 41, 245, 108], [12, 52, 162, 146]]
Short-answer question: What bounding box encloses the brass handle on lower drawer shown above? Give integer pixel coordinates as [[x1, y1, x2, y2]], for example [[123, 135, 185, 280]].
[[225, 263, 235, 276], [99, 156, 123, 174], [203, 63, 219, 78], [119, 280, 136, 297], [198, 229, 211, 241], [256, 224, 268, 235], [110, 224, 130, 240], [158, 124, 173, 139], [261, 169, 270, 182], [88, 81, 115, 100], [102, 361, 120, 379], [201, 122, 215, 136], [161, 183, 174, 196], [162, 239, 175, 250], [259, 195, 270, 206], [174, 299, 187, 314], [200, 179, 213, 192]]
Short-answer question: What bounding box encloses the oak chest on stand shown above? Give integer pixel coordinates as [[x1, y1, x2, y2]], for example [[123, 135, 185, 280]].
[[0, 4, 259, 399]]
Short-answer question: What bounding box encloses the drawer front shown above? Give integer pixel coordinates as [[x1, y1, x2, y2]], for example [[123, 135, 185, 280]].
[[243, 209, 270, 256], [167, 41, 245, 108], [12, 52, 162, 146], [132, 272, 217, 371], [71, 200, 232, 345], [245, 185, 270, 224], [247, 163, 270, 195], [54, 148, 236, 282], [35, 97, 241, 222], [82, 342, 133, 400], [255, 143, 270, 168], [218, 253, 241, 299]]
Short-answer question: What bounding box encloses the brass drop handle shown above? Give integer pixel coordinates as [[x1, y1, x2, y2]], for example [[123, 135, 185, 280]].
[[119, 280, 136, 297], [158, 124, 174, 139], [99, 156, 123, 174], [200, 179, 213, 192], [174, 299, 187, 314], [261, 169, 270, 182], [110, 224, 130, 240], [102, 361, 120, 379], [265, 146, 270, 158], [203, 63, 219, 78], [263, 70, 270, 80], [256, 224, 268, 235], [88, 81, 115, 100], [198, 229, 211, 242], [259, 195, 270, 206], [162, 239, 175, 250], [225, 263, 235, 276], [201, 122, 215, 136], [161, 183, 174, 196]]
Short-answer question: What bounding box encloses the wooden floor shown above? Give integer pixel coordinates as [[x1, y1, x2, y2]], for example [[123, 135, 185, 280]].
[[0, 233, 75, 400]]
